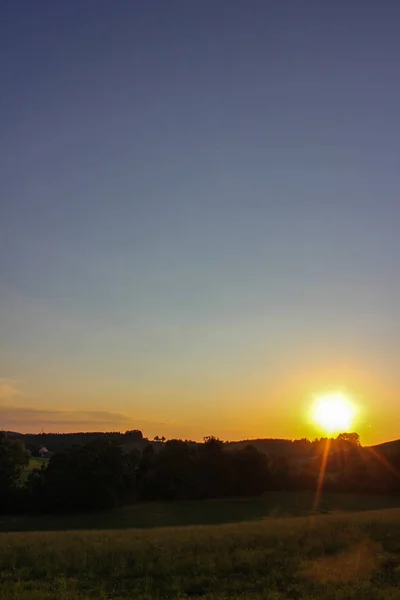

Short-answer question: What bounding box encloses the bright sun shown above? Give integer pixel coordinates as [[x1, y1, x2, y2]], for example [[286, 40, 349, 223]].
[[311, 392, 356, 434]]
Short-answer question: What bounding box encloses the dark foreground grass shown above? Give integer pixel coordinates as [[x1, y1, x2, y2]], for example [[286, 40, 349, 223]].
[[2, 509, 400, 599], [2, 491, 400, 533]]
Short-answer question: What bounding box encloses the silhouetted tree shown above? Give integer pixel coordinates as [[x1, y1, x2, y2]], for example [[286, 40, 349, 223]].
[[8, 427, 400, 515], [142, 439, 198, 500], [202, 435, 224, 453], [270, 455, 289, 489], [233, 445, 272, 495], [27, 437, 138, 512], [0, 431, 29, 511], [336, 432, 360, 446], [124, 429, 143, 441]]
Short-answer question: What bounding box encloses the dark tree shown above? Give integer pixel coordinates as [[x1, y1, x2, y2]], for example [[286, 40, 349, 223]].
[[202, 435, 224, 453], [28, 437, 138, 512], [270, 455, 289, 489], [233, 445, 272, 495], [336, 432, 360, 446], [0, 431, 29, 490], [0, 431, 29, 510], [124, 430, 143, 441], [142, 439, 198, 500]]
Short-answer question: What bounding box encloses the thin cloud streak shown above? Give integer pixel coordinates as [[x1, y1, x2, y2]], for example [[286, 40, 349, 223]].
[[0, 404, 172, 434], [0, 378, 21, 401]]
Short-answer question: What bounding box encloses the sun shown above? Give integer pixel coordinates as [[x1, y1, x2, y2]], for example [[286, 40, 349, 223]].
[[311, 392, 356, 434]]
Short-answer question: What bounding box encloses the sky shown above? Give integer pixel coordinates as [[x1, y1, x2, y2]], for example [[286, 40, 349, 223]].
[[1, 1, 400, 444]]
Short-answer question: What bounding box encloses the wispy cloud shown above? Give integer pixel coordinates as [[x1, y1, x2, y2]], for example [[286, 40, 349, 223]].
[[0, 378, 21, 401], [0, 404, 171, 434], [0, 405, 130, 429], [0, 376, 173, 434]]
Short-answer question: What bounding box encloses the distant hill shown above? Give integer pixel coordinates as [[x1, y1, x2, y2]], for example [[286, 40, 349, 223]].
[[370, 439, 400, 456], [3, 430, 146, 455], [225, 438, 313, 459], [5, 430, 399, 461], [4, 432, 312, 458]]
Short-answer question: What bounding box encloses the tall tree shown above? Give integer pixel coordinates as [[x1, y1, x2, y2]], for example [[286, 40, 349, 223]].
[[0, 431, 29, 504]]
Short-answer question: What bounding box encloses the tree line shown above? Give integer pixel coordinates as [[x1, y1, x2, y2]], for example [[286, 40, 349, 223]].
[[6, 429, 144, 456], [1, 430, 400, 514]]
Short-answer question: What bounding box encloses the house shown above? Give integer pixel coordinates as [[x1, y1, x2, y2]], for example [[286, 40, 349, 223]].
[[39, 446, 50, 458]]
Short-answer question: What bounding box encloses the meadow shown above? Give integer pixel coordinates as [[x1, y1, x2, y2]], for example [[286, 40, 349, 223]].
[[2, 491, 400, 533], [2, 494, 400, 599], [20, 457, 49, 483]]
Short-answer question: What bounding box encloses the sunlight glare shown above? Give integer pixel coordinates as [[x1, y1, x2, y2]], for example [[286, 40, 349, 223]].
[[311, 392, 356, 434]]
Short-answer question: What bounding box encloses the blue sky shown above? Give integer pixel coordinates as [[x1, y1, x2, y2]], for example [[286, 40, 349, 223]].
[[1, 1, 400, 442]]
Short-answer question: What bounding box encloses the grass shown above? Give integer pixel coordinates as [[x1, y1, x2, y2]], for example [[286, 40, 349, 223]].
[[2, 490, 400, 533], [20, 457, 49, 483], [25, 457, 49, 470], [2, 508, 400, 599]]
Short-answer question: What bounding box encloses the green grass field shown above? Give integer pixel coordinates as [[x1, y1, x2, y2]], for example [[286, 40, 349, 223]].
[[2, 491, 400, 533], [20, 457, 49, 483], [2, 493, 400, 599]]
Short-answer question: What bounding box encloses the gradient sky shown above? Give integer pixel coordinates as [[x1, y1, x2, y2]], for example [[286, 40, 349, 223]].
[[1, 1, 400, 444]]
